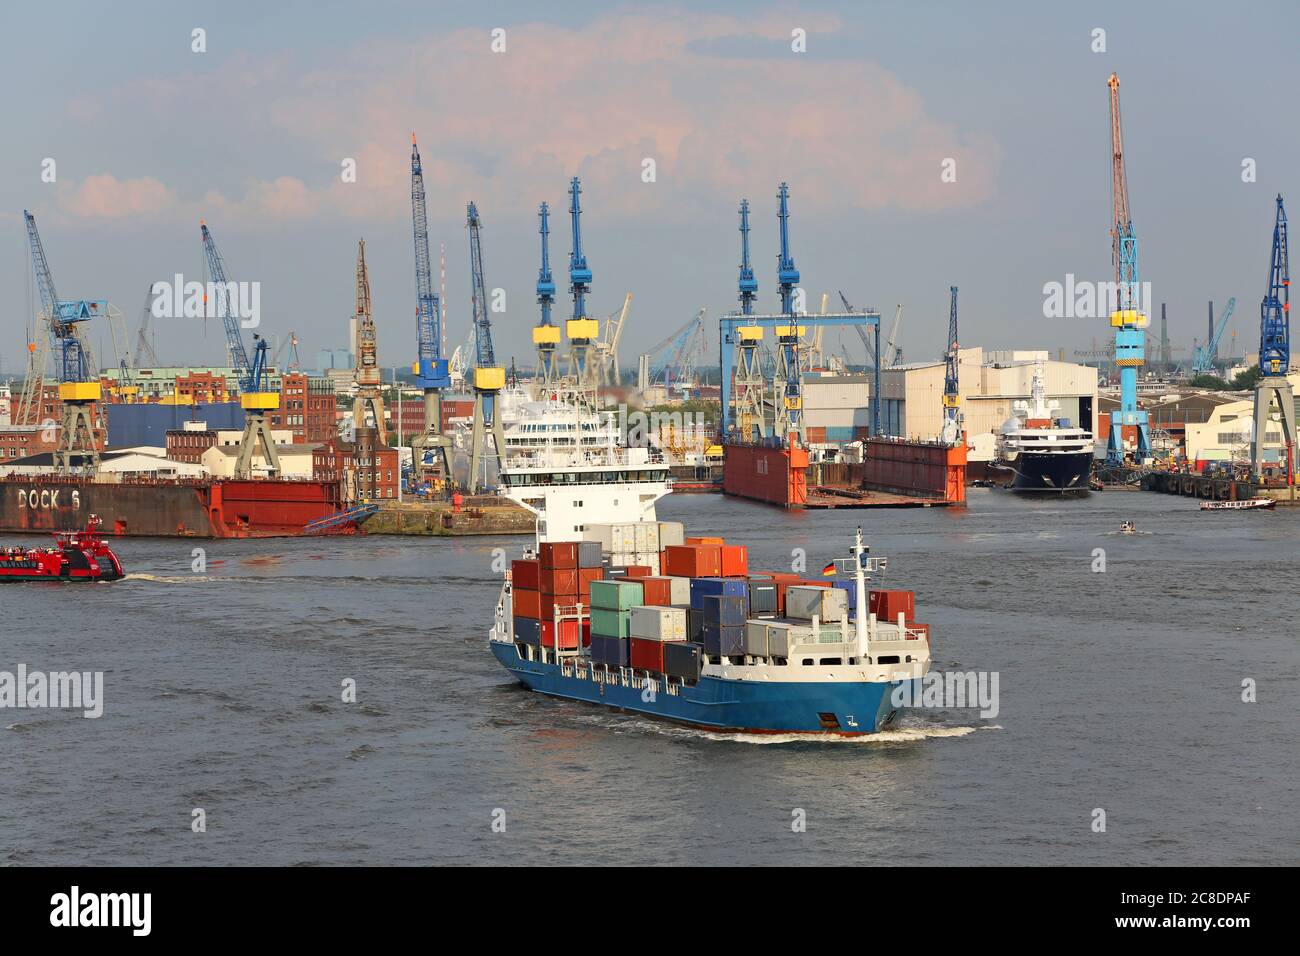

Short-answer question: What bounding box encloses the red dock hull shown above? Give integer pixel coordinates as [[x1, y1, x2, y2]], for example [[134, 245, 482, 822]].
[[0, 477, 344, 538]]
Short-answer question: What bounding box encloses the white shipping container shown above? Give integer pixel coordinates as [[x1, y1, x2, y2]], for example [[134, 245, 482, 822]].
[[765, 621, 796, 657], [744, 620, 770, 657], [611, 523, 636, 554], [664, 576, 692, 604], [581, 524, 615, 551], [658, 521, 685, 548], [634, 551, 661, 575], [629, 605, 687, 642], [634, 522, 660, 552], [785, 585, 849, 622]]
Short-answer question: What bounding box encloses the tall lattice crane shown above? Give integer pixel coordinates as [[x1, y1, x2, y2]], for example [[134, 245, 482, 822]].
[[22, 211, 105, 471], [1105, 73, 1151, 464], [1251, 194, 1295, 481], [565, 176, 600, 409], [409, 134, 453, 481], [466, 202, 505, 493], [351, 240, 387, 454], [772, 183, 805, 444], [200, 220, 281, 478], [734, 199, 766, 439], [940, 286, 962, 445], [532, 201, 561, 390]]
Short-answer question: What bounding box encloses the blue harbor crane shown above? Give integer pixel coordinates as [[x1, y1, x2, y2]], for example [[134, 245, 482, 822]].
[[1251, 194, 1295, 481], [1191, 298, 1236, 377], [466, 201, 506, 493], [773, 183, 804, 443], [940, 285, 962, 445], [738, 199, 758, 315], [200, 220, 281, 478], [1105, 73, 1151, 465], [409, 133, 453, 481], [565, 176, 600, 407], [533, 201, 561, 388], [23, 211, 106, 472]]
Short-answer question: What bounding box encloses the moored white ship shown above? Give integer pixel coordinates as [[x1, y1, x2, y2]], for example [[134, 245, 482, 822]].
[[997, 363, 1095, 493]]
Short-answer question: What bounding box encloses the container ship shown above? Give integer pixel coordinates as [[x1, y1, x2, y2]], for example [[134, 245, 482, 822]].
[[995, 363, 1095, 494], [487, 407, 931, 735], [0, 475, 343, 537]]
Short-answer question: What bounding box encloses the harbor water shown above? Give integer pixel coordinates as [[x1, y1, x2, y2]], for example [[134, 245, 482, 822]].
[[2, 490, 1296, 865]]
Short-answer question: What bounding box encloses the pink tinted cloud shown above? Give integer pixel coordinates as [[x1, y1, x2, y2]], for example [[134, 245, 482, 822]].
[[58, 8, 999, 224]]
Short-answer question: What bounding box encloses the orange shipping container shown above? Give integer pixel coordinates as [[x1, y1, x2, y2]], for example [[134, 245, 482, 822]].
[[640, 576, 673, 606], [720, 544, 748, 577], [578, 567, 603, 601], [513, 588, 541, 620], [539, 568, 579, 596], [623, 565, 653, 578], [541, 619, 584, 649], [869, 589, 915, 622], [539, 542, 578, 569], [663, 544, 722, 578], [686, 536, 724, 546]]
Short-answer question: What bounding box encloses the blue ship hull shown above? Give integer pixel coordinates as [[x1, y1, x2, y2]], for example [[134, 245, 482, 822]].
[[491, 642, 917, 735]]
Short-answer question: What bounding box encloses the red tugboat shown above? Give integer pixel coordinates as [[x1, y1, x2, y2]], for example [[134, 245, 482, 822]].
[[0, 515, 125, 583]]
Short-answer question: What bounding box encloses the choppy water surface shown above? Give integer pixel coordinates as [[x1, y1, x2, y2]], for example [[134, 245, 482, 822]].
[[2, 489, 1296, 865]]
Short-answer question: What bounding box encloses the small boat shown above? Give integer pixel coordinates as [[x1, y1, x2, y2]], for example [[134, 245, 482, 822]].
[[1200, 498, 1275, 511], [0, 515, 125, 582], [1119, 520, 1137, 534]]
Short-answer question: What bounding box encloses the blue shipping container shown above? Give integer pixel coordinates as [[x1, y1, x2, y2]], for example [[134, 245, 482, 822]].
[[702, 620, 744, 657], [690, 577, 748, 610], [513, 617, 541, 646], [589, 633, 630, 667], [702, 594, 747, 627]]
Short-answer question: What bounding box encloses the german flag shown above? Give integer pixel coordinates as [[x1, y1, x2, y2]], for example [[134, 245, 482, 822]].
[[821, 561, 837, 577]]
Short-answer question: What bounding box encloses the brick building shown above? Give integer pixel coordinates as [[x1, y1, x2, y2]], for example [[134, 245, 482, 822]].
[[270, 372, 338, 443], [313, 428, 398, 502]]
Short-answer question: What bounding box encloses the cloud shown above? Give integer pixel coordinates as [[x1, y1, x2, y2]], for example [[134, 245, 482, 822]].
[[55, 8, 1000, 225], [58, 173, 177, 219]]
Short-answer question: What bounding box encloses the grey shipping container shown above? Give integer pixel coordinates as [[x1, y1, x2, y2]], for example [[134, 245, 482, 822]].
[[785, 585, 849, 622], [702, 594, 747, 627], [747, 582, 778, 615], [578, 540, 603, 568], [744, 620, 770, 656], [663, 641, 703, 681]]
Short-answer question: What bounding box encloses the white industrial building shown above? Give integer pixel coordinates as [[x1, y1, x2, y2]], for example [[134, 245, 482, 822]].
[[875, 348, 1099, 461]]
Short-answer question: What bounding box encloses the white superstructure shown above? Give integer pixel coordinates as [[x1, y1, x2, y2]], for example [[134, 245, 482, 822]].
[[997, 363, 1095, 462], [496, 400, 672, 543]]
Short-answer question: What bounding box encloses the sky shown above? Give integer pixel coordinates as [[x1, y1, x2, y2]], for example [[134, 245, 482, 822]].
[[2, 0, 1296, 377]]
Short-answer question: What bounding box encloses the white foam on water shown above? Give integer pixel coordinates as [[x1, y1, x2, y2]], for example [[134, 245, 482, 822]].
[[121, 573, 218, 584], [574, 711, 1001, 745]]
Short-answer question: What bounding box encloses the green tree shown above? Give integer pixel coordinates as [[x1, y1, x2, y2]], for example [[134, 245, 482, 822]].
[[1230, 366, 1263, 390], [1189, 373, 1230, 390]]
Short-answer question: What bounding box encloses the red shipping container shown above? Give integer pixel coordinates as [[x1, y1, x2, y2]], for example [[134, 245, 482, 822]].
[[511, 559, 540, 591], [800, 580, 832, 588], [869, 589, 916, 622], [720, 544, 748, 577], [630, 636, 666, 672], [663, 544, 722, 578], [578, 567, 602, 600], [513, 588, 541, 620], [540, 592, 581, 618], [640, 576, 673, 606], [539, 567, 579, 596], [582, 619, 591, 646], [623, 565, 653, 578], [541, 619, 583, 649], [539, 542, 578, 569]]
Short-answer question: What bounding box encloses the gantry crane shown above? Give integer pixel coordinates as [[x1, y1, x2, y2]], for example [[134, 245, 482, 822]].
[[409, 134, 453, 481], [532, 201, 561, 392], [594, 293, 631, 386], [200, 220, 281, 478], [466, 202, 506, 493], [22, 211, 105, 472], [772, 182, 805, 444], [1105, 72, 1151, 464], [564, 177, 600, 409], [1251, 194, 1295, 482], [940, 285, 962, 445]]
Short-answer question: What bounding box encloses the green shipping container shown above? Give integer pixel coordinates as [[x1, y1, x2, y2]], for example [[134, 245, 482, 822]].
[[590, 607, 631, 638], [590, 579, 645, 611]]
